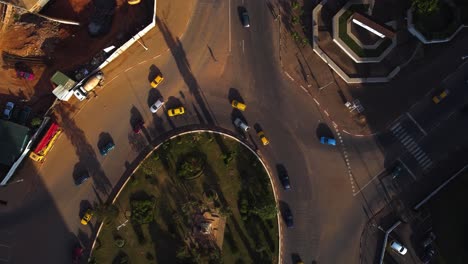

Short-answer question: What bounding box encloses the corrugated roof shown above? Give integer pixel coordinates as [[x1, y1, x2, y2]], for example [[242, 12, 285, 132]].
[[0, 120, 30, 166]]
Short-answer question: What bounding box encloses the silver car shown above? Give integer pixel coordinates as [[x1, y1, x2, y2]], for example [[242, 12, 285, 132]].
[[150, 99, 164, 113], [234, 118, 250, 132]]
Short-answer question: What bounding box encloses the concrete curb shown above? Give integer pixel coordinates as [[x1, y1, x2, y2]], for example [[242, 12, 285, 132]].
[[88, 128, 282, 263]]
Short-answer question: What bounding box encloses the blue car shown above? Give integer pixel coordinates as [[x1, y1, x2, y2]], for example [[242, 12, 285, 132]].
[[320, 136, 336, 146], [99, 142, 115, 156]]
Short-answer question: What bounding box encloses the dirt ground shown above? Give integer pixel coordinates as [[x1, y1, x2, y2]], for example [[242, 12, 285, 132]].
[[0, 0, 153, 112]]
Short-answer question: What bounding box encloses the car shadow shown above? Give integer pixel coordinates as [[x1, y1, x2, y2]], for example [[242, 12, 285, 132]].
[[148, 64, 161, 82], [72, 162, 88, 185], [165, 96, 183, 108], [316, 122, 334, 140], [97, 132, 114, 150], [228, 88, 244, 104], [237, 6, 247, 23], [278, 200, 292, 222], [129, 106, 144, 128], [147, 88, 163, 107]]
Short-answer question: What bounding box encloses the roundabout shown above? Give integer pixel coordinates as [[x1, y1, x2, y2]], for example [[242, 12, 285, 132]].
[[0, 0, 389, 263], [90, 131, 279, 263]]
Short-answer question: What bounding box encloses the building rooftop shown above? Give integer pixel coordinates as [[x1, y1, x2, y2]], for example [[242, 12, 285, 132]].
[[0, 120, 30, 166]]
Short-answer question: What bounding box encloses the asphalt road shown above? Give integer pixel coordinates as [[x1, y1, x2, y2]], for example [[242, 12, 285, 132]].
[[0, 1, 390, 264]]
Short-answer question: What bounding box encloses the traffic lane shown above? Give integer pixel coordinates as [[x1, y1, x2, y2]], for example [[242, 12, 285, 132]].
[[408, 61, 468, 133]]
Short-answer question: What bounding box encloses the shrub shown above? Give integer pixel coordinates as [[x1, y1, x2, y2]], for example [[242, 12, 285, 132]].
[[177, 152, 206, 180], [30, 117, 42, 127], [131, 199, 155, 224], [291, 16, 300, 25], [412, 0, 440, 15], [292, 1, 300, 10]]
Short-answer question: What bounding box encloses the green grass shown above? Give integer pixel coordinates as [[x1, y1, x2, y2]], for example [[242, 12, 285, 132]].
[[91, 133, 278, 264], [428, 172, 468, 264], [337, 5, 393, 58]]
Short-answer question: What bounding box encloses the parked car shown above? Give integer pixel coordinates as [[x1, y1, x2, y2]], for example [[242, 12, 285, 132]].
[[127, 0, 140, 5], [231, 100, 246, 111], [421, 244, 436, 264], [234, 118, 250, 132], [72, 245, 84, 264], [257, 130, 269, 146], [150, 99, 164, 113], [133, 120, 145, 134], [99, 141, 115, 156], [151, 74, 164, 88], [80, 209, 93, 225], [241, 10, 250, 28], [75, 172, 90, 186], [391, 165, 403, 179], [168, 106, 185, 116], [16, 70, 35, 80], [432, 89, 449, 104], [422, 232, 436, 248], [3, 102, 14, 120], [276, 165, 291, 190], [282, 207, 293, 228], [390, 240, 408, 255], [320, 136, 336, 146]]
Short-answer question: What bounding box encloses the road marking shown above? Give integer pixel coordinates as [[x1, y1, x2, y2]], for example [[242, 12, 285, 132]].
[[406, 112, 427, 135], [152, 54, 161, 59], [313, 98, 320, 106], [228, 0, 231, 53], [324, 110, 329, 116], [242, 40, 244, 53], [353, 168, 387, 195], [398, 158, 416, 180], [284, 71, 294, 81]]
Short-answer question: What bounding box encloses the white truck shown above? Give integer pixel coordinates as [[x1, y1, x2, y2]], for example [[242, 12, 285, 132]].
[[73, 72, 104, 101]]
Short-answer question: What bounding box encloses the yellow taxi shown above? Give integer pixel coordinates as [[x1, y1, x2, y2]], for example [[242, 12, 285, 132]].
[[432, 89, 449, 104], [150, 74, 164, 88], [168, 107, 185, 116], [127, 0, 140, 4], [257, 131, 270, 146], [81, 209, 93, 225], [231, 100, 246, 111]]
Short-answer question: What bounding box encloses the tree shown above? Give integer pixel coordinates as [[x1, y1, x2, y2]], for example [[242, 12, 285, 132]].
[[177, 152, 206, 180], [131, 199, 155, 224], [412, 0, 439, 15]]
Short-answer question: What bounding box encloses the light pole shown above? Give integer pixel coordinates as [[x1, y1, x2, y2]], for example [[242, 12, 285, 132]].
[[0, 178, 24, 187]]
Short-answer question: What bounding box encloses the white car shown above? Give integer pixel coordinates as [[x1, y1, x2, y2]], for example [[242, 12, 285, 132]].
[[3, 102, 14, 119], [150, 99, 164, 113], [234, 118, 249, 132], [390, 240, 408, 255]]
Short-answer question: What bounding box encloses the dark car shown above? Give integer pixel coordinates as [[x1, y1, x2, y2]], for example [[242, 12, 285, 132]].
[[391, 165, 403, 179], [276, 165, 291, 190], [133, 120, 145, 134], [241, 11, 250, 28], [99, 141, 115, 156], [282, 207, 293, 228], [72, 245, 83, 264], [75, 172, 90, 186], [421, 245, 436, 264]]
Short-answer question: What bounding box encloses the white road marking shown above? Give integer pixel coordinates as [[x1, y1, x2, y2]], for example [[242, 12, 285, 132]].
[[284, 72, 294, 81], [228, 0, 231, 53], [242, 40, 244, 53], [406, 112, 427, 135], [398, 158, 416, 180], [313, 98, 320, 105], [353, 168, 387, 195]]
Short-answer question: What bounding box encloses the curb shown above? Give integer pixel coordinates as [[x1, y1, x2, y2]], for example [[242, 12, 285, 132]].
[[88, 127, 282, 263]]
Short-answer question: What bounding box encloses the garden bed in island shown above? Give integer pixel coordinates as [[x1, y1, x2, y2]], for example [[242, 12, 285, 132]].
[[91, 132, 278, 264]]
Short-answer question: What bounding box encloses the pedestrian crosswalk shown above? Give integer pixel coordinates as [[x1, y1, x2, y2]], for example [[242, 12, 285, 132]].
[[390, 122, 433, 171]]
